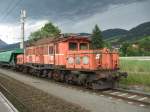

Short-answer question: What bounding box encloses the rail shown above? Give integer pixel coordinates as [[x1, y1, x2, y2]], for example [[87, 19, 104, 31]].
[[0, 83, 30, 112], [101, 88, 150, 107]]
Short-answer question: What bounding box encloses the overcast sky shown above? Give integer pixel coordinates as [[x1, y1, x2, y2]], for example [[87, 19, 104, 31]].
[[0, 0, 150, 44]]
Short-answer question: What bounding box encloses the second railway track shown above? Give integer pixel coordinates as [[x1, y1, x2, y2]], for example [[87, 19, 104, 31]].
[[101, 89, 150, 107]]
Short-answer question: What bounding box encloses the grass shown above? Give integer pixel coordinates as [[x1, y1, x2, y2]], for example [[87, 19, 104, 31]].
[[120, 59, 150, 86]]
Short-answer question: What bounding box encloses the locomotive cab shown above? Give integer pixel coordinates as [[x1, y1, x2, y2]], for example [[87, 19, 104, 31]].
[[66, 37, 119, 71], [66, 37, 92, 70]]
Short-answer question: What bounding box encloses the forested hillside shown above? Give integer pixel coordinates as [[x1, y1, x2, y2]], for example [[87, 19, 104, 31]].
[[103, 21, 150, 43], [102, 29, 128, 39]]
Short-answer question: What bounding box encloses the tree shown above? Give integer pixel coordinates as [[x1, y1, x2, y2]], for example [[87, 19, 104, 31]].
[[120, 42, 129, 56], [91, 25, 104, 49], [139, 37, 150, 51], [29, 22, 61, 41], [104, 41, 112, 49], [30, 30, 42, 41], [126, 46, 141, 56], [41, 22, 60, 37]]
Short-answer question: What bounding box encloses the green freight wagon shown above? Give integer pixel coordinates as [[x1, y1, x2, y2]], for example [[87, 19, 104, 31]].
[[0, 49, 23, 66]]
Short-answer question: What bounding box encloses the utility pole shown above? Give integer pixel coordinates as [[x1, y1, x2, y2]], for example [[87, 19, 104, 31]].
[[20, 9, 26, 49]]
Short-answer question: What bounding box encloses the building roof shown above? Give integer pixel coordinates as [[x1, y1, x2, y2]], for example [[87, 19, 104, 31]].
[[27, 35, 90, 47]]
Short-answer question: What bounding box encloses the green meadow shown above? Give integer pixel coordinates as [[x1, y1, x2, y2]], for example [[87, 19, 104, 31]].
[[120, 59, 150, 87]]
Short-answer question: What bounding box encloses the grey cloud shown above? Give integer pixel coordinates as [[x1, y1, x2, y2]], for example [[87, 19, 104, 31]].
[[0, 0, 148, 23]]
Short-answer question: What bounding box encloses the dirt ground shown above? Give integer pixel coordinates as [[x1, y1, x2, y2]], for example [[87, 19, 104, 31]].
[[0, 74, 89, 112]]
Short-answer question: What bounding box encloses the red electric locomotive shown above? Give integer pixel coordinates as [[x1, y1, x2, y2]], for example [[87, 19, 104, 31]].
[[16, 35, 127, 89]]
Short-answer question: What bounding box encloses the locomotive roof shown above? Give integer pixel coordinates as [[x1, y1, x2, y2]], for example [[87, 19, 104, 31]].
[[27, 35, 90, 47]]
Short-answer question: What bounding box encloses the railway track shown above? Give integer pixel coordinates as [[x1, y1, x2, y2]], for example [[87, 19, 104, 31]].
[[101, 89, 150, 107], [1, 67, 150, 108], [30, 75, 150, 108], [0, 83, 29, 112], [35, 75, 150, 108], [0, 72, 89, 112]]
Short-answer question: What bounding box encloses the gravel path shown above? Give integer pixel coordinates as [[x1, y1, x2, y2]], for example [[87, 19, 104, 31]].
[[0, 68, 149, 112]]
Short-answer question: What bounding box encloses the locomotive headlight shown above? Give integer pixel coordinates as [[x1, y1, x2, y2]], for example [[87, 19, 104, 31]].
[[82, 56, 89, 64], [67, 57, 74, 64]]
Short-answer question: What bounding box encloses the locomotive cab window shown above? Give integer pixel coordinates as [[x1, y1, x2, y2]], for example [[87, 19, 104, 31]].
[[69, 42, 77, 50], [80, 43, 88, 50]]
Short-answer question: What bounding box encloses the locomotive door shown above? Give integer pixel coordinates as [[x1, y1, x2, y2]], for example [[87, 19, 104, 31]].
[[39, 55, 44, 64], [80, 53, 90, 69], [67, 53, 90, 69], [68, 54, 82, 69], [39, 46, 44, 64], [74, 54, 82, 69]]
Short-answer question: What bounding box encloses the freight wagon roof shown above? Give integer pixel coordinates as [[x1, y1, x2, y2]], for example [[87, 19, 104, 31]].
[[0, 49, 23, 62], [27, 36, 90, 47]]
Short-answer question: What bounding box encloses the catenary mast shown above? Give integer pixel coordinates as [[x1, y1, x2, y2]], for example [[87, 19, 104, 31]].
[[20, 9, 26, 49]]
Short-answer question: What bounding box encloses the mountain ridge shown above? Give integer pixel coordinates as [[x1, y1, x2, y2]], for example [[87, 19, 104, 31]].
[[0, 39, 7, 48], [103, 21, 150, 43]]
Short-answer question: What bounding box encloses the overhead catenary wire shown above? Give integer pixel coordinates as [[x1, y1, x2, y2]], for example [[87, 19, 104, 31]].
[[0, 0, 48, 43], [0, 0, 15, 21], [0, 0, 23, 23], [0, 0, 24, 44]]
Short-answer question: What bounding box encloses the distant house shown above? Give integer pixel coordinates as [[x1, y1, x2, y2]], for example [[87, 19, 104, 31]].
[[132, 43, 139, 49], [112, 43, 122, 50]]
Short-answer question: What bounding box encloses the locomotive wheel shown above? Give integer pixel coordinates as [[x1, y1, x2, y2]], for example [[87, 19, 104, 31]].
[[53, 71, 61, 81], [85, 81, 93, 89], [48, 71, 53, 79], [22, 67, 29, 74], [28, 68, 35, 75], [18, 66, 23, 72], [64, 74, 69, 83], [59, 72, 65, 82], [42, 70, 48, 77], [36, 70, 41, 77], [77, 74, 87, 86], [64, 74, 74, 84]]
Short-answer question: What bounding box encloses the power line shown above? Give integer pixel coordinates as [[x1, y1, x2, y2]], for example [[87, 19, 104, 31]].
[[0, 0, 23, 22], [0, 0, 23, 44], [0, 0, 14, 21]]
